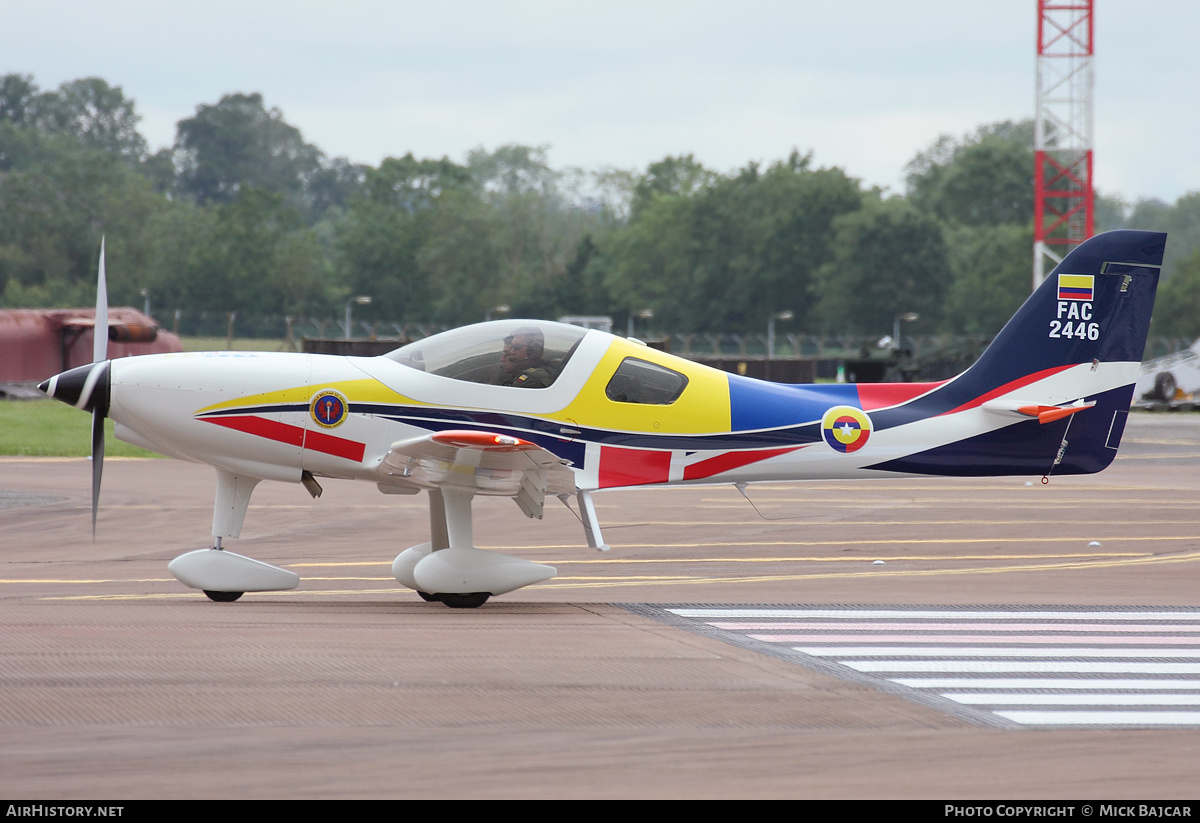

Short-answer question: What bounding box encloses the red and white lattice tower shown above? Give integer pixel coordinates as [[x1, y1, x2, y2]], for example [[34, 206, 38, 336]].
[[1033, 0, 1094, 289]]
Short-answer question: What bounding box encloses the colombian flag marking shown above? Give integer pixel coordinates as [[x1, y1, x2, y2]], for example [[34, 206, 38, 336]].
[[821, 405, 872, 454], [1057, 274, 1094, 302]]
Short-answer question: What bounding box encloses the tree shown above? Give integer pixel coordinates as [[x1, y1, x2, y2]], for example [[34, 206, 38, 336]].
[[942, 223, 1034, 336], [34, 77, 147, 161], [551, 234, 614, 318], [813, 198, 950, 335], [172, 188, 327, 316], [1148, 247, 1200, 340], [0, 129, 163, 308], [1125, 193, 1200, 281], [605, 153, 863, 332], [173, 93, 322, 211], [630, 154, 717, 219], [335, 154, 476, 322], [906, 121, 1034, 227], [0, 74, 37, 126]]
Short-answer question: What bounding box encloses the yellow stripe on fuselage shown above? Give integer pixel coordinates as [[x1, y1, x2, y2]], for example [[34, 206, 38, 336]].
[[548, 338, 731, 434], [196, 378, 422, 414]]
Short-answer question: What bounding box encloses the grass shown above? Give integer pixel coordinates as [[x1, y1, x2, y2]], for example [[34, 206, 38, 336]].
[[180, 337, 291, 352], [0, 399, 161, 457]]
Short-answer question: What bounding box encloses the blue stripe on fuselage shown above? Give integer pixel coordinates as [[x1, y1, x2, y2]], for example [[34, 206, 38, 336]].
[[728, 374, 860, 431]]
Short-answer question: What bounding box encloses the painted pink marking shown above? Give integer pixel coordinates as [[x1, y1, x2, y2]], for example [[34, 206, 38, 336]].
[[857, 380, 947, 412], [747, 634, 1200, 645], [708, 622, 1200, 633]]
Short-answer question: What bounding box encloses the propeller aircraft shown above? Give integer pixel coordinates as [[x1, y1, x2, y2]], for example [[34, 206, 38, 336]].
[[39, 230, 1166, 608]]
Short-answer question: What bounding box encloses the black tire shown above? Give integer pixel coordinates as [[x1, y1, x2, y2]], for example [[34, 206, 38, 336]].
[[416, 591, 439, 603], [438, 592, 490, 609], [1155, 372, 1177, 402], [203, 590, 243, 602]]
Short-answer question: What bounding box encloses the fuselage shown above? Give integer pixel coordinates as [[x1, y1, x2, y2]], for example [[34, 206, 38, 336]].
[[102, 318, 1143, 493]]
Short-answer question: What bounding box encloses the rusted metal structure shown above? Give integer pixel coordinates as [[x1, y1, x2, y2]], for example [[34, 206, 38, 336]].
[[0, 307, 182, 389]]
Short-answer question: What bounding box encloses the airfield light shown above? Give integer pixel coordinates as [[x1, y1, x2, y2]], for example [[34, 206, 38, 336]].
[[344, 295, 372, 340], [892, 312, 919, 352], [627, 308, 654, 338], [767, 310, 794, 358]]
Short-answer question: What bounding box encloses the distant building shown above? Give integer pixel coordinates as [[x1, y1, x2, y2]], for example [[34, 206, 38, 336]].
[[0, 308, 183, 395]]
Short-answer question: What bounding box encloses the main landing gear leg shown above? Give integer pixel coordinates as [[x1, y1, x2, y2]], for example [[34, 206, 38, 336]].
[[391, 488, 555, 608]]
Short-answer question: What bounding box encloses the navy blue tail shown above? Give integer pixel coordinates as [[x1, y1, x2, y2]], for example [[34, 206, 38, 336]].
[[867, 230, 1165, 477], [965, 230, 1165, 389]]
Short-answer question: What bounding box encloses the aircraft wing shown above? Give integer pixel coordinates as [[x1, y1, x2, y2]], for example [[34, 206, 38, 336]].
[[375, 429, 576, 519]]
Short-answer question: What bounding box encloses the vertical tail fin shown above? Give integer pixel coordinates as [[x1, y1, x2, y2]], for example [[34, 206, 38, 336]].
[[967, 230, 1165, 390], [867, 230, 1165, 477]]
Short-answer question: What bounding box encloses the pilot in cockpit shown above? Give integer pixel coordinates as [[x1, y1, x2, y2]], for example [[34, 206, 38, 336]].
[[496, 326, 553, 388]]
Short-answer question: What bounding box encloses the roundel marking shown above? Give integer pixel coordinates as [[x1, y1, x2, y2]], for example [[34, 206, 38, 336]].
[[821, 405, 872, 454], [310, 389, 349, 429]]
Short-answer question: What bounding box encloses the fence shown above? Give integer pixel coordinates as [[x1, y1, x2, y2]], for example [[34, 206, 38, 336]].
[[154, 311, 1197, 363]]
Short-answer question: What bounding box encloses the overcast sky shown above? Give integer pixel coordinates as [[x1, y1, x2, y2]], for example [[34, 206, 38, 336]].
[[8, 1, 1199, 204]]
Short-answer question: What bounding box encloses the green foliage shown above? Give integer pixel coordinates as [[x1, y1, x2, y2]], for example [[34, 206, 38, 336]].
[[0, 74, 38, 126], [1, 72, 1195, 343], [943, 223, 1034, 336], [34, 77, 147, 161], [1149, 248, 1200, 339], [174, 93, 320, 206], [1094, 192, 1129, 233], [468, 145, 595, 319], [171, 92, 363, 223], [336, 154, 476, 322], [552, 234, 614, 317], [177, 188, 329, 315], [0, 123, 163, 307], [630, 154, 717, 218], [606, 152, 863, 332], [907, 121, 1034, 227], [1124, 193, 1200, 282], [813, 198, 950, 335]]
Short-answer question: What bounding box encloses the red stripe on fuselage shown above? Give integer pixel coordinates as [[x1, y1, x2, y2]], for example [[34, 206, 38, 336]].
[[201, 415, 365, 462], [939, 365, 1075, 416], [303, 427, 366, 462], [203, 415, 304, 447], [598, 446, 671, 488], [682, 446, 802, 481], [857, 381, 947, 412]]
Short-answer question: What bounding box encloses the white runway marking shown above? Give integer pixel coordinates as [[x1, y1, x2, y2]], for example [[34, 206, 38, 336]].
[[645, 605, 1200, 728]]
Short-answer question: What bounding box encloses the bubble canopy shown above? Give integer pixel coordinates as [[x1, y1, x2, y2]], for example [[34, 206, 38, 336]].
[[383, 320, 589, 387]]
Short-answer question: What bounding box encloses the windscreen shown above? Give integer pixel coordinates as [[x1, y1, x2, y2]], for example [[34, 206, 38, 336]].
[[384, 320, 588, 387]]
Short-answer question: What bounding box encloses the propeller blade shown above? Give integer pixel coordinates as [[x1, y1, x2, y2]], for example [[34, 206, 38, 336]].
[[39, 361, 110, 536], [91, 406, 105, 537], [90, 239, 109, 536], [93, 237, 108, 364]]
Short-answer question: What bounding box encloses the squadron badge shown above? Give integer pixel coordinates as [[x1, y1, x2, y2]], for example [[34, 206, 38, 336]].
[[310, 389, 349, 429]]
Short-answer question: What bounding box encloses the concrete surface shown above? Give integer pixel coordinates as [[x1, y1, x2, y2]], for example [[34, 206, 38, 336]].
[[2, 413, 1199, 798]]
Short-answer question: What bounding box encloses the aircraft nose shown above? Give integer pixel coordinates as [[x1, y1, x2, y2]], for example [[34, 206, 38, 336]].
[[38, 362, 111, 414]]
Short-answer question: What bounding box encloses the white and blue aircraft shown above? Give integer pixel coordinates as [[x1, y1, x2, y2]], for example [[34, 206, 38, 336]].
[[39, 231, 1167, 607]]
